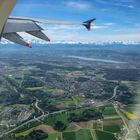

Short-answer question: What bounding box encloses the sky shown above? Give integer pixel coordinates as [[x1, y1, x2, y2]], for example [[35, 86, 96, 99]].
[[10, 0, 140, 43]]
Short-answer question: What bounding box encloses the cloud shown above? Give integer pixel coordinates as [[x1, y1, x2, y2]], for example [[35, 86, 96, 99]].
[[64, 1, 91, 10], [42, 24, 110, 31], [44, 25, 82, 30], [96, 0, 134, 9], [103, 23, 113, 26], [92, 25, 109, 29]]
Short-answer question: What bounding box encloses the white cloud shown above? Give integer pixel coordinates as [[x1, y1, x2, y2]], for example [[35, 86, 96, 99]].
[[44, 25, 82, 30], [97, 0, 134, 9], [64, 1, 91, 10], [15, 24, 140, 44], [103, 23, 113, 26], [42, 24, 110, 31], [5, 30, 140, 44], [91, 25, 108, 29]]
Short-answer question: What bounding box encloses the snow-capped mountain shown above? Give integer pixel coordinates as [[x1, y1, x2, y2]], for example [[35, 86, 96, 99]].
[[0, 38, 140, 45]]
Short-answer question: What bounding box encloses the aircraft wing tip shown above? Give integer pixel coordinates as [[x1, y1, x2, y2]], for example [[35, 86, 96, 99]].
[[83, 18, 96, 31]]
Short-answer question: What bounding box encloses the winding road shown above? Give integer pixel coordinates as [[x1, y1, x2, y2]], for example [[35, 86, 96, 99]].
[[0, 85, 119, 137]]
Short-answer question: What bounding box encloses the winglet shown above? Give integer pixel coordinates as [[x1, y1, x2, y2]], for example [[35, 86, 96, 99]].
[[82, 18, 96, 31]]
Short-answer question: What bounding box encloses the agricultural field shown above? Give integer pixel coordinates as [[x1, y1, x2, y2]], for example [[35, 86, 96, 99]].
[[63, 129, 93, 140], [0, 125, 8, 133], [124, 104, 140, 117], [103, 125, 121, 133], [120, 109, 139, 120], [16, 127, 36, 137], [0, 44, 140, 140], [103, 105, 117, 116], [47, 132, 61, 140], [95, 130, 117, 140]]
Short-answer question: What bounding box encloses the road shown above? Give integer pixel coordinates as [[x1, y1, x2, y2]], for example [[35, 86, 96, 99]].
[[35, 98, 44, 115], [104, 85, 118, 103], [96, 85, 119, 107], [34, 97, 45, 121], [0, 109, 67, 137], [113, 103, 130, 140], [0, 86, 119, 137]]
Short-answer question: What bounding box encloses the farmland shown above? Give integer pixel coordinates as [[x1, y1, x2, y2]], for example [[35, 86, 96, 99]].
[[0, 44, 140, 140]]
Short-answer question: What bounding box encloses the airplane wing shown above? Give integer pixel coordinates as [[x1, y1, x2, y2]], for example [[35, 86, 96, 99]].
[[0, 0, 96, 48], [2, 17, 96, 48], [0, 0, 17, 37]]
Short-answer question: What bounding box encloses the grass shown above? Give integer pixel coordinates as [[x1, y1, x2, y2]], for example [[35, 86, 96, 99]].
[[42, 87, 53, 94], [63, 131, 76, 140], [91, 130, 97, 140], [93, 121, 98, 129], [44, 107, 99, 129], [124, 104, 140, 112], [45, 112, 69, 127], [0, 125, 8, 133], [16, 127, 36, 137], [95, 130, 117, 140], [103, 125, 121, 133], [76, 129, 93, 140], [55, 98, 75, 107], [50, 96, 88, 108], [103, 105, 117, 116], [72, 96, 88, 104], [63, 129, 93, 140], [26, 87, 52, 94], [103, 117, 121, 122], [120, 109, 139, 120], [47, 132, 62, 140]]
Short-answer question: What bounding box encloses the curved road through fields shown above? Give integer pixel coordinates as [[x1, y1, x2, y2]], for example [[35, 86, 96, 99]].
[[0, 85, 119, 137]]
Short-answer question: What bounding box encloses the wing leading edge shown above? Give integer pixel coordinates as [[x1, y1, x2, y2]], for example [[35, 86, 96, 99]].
[[2, 17, 96, 47]]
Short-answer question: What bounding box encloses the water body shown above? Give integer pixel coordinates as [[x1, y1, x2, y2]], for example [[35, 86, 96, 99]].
[[67, 56, 127, 64]]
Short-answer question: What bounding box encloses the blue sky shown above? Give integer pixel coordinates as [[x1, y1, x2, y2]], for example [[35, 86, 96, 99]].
[[11, 0, 140, 43]]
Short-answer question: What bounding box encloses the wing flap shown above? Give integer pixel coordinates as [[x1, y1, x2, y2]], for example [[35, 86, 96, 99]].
[[26, 30, 50, 42], [3, 33, 31, 48]]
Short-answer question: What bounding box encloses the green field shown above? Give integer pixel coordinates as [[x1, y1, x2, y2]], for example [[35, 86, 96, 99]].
[[16, 127, 36, 137], [103, 105, 117, 116], [63, 131, 75, 140], [103, 117, 121, 122], [124, 104, 140, 113], [45, 112, 69, 127], [55, 98, 76, 107], [0, 125, 8, 133], [47, 132, 62, 140], [72, 96, 88, 104], [95, 130, 117, 140], [103, 125, 121, 133], [26, 87, 52, 94], [63, 129, 93, 140]]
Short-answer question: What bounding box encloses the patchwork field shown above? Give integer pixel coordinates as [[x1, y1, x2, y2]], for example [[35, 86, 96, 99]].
[[63, 129, 93, 140], [103, 125, 121, 133]]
